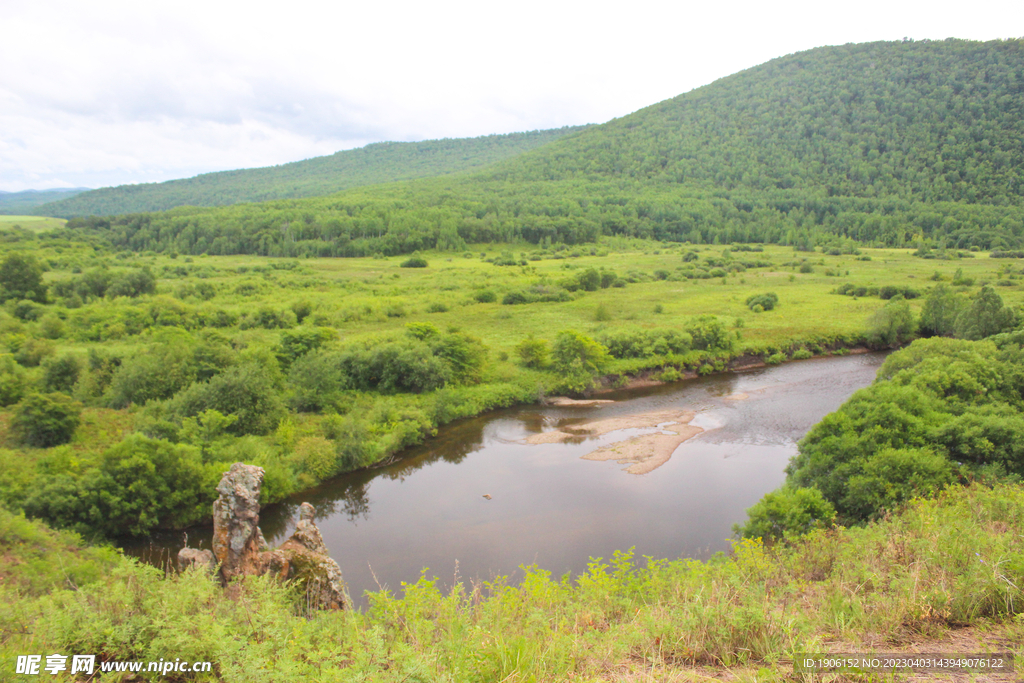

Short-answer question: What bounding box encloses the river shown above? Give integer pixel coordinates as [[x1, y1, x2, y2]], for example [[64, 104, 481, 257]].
[[131, 352, 887, 607]]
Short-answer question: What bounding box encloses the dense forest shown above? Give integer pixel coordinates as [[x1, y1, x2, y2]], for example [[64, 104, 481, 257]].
[[64, 39, 1024, 257], [37, 128, 588, 217]]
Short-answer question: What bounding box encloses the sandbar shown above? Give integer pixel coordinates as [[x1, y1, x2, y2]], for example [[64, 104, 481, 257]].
[[581, 424, 703, 474], [523, 409, 695, 444], [544, 397, 616, 407]]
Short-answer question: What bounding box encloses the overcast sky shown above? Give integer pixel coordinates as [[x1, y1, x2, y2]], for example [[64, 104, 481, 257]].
[[1, 0, 1020, 192]]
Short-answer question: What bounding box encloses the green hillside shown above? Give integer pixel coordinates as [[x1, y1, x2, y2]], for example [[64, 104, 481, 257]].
[[0, 188, 88, 215], [38, 128, 588, 217], [71, 38, 1024, 256]]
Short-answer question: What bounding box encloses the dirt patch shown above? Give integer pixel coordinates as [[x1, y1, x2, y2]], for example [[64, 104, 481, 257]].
[[524, 409, 695, 444], [544, 397, 616, 407], [727, 354, 766, 371], [723, 392, 748, 401], [581, 424, 703, 474]]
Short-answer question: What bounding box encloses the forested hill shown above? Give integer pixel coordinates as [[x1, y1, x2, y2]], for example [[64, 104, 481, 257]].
[[494, 39, 1024, 204], [70, 39, 1024, 256], [0, 188, 89, 215], [38, 127, 589, 217]]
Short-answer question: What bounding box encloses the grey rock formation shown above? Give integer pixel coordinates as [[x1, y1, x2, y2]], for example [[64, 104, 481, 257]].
[[212, 462, 267, 580], [177, 547, 216, 573], [179, 462, 347, 610]]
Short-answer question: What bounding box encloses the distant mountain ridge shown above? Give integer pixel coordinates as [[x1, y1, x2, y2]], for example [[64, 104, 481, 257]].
[[73, 38, 1024, 256], [37, 127, 590, 217], [0, 188, 90, 215]]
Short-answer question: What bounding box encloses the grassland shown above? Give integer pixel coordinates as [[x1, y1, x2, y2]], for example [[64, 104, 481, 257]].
[[0, 215, 67, 232], [2, 232, 1021, 536]]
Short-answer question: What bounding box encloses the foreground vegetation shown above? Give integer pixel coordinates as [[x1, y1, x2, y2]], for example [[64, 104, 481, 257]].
[[2, 482, 1022, 681]]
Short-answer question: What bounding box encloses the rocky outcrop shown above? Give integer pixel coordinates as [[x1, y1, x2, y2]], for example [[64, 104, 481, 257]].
[[212, 463, 268, 581], [261, 503, 348, 610], [177, 463, 348, 610]]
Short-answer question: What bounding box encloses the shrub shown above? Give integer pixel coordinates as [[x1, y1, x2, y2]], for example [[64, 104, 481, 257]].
[[166, 364, 285, 435], [426, 302, 449, 313], [842, 447, 954, 520], [515, 335, 550, 369], [867, 296, 916, 347], [919, 284, 966, 337], [735, 486, 836, 541], [276, 327, 335, 368], [687, 315, 730, 351], [11, 392, 82, 447], [953, 286, 1016, 340], [400, 257, 428, 268], [288, 351, 350, 412], [746, 292, 778, 311], [0, 253, 46, 303], [552, 330, 609, 394], [766, 352, 785, 365], [106, 268, 156, 298], [0, 354, 27, 406], [42, 355, 81, 394], [25, 435, 208, 537], [473, 290, 497, 303], [792, 347, 813, 360]]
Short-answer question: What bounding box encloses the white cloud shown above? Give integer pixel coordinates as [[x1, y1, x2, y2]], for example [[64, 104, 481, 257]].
[[1, 0, 1020, 191]]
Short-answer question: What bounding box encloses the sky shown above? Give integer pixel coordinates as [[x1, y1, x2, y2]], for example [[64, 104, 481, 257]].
[[1, 0, 1021, 192]]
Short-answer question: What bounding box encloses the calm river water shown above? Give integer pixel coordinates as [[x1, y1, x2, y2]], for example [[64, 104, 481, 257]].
[[132, 352, 887, 606]]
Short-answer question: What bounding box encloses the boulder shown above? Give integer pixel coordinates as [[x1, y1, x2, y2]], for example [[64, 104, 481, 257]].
[[177, 547, 216, 573]]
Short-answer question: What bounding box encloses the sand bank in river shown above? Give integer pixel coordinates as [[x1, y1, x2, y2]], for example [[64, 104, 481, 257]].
[[524, 408, 702, 474], [523, 409, 695, 444], [543, 397, 616, 407], [581, 424, 703, 474]]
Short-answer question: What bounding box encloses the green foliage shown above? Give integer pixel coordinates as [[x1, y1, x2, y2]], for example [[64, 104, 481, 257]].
[[551, 330, 610, 394], [24, 435, 209, 537], [276, 326, 334, 368], [867, 296, 916, 347], [779, 337, 1024, 523], [106, 335, 233, 408], [598, 327, 692, 359], [953, 285, 1016, 340], [686, 315, 730, 351], [0, 253, 46, 303], [42, 354, 81, 394], [842, 448, 955, 520], [0, 353, 27, 406], [514, 334, 550, 369], [105, 268, 156, 298], [400, 256, 429, 268], [165, 364, 285, 435], [745, 292, 778, 311], [10, 393, 82, 447], [735, 486, 836, 541], [919, 283, 966, 336], [0, 506, 121, 595]]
